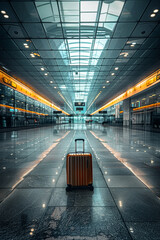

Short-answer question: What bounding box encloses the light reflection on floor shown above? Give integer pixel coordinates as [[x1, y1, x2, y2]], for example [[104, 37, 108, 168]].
[[0, 124, 160, 239]]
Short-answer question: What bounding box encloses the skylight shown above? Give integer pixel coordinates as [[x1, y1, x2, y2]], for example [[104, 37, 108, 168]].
[[36, 0, 124, 106]]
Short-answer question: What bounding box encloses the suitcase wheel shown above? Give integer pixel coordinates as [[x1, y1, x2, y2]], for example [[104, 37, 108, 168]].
[[66, 185, 72, 192], [89, 185, 94, 191]]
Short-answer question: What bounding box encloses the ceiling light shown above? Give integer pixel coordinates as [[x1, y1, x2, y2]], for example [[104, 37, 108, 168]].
[[111, 73, 115, 76], [115, 67, 118, 70], [54, 87, 57, 89], [153, 9, 159, 13], [124, 54, 128, 57], [4, 14, 9, 18], [150, 13, 156, 17], [132, 42, 136, 45], [50, 81, 53, 83], [41, 67, 44, 71], [23, 43, 27, 46], [44, 73, 48, 76], [33, 52, 40, 57], [106, 81, 109, 83], [103, 86, 105, 88], [130, 44, 134, 47], [1, 10, 6, 14], [30, 53, 35, 58], [25, 45, 29, 48]]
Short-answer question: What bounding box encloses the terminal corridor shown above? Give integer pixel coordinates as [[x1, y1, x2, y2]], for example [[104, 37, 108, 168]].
[[0, 124, 160, 240]]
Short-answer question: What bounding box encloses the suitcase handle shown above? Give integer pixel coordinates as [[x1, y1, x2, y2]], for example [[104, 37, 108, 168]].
[[75, 139, 85, 153]]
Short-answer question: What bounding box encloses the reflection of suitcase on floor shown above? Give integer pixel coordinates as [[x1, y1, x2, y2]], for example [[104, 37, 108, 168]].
[[66, 139, 93, 191]]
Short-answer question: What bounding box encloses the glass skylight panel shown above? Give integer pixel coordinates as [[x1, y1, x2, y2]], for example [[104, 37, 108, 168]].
[[68, 40, 79, 50], [81, 1, 99, 12], [106, 14, 118, 22], [100, 14, 107, 22], [59, 1, 79, 22], [108, 1, 124, 17], [80, 52, 90, 57], [81, 12, 97, 22], [61, 1, 79, 11], [36, 2, 60, 22], [91, 59, 98, 65], [101, 2, 109, 14], [94, 39, 108, 50]]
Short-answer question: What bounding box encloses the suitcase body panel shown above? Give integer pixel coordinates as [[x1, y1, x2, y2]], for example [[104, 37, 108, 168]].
[[66, 152, 93, 187]]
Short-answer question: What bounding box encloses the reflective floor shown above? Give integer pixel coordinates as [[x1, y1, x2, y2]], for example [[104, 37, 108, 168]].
[[0, 124, 160, 239]]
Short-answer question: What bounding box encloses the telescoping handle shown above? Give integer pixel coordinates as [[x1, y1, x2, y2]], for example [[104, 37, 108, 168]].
[[75, 139, 85, 153]]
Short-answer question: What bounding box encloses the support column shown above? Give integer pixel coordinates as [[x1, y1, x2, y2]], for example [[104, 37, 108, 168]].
[[123, 98, 131, 127]]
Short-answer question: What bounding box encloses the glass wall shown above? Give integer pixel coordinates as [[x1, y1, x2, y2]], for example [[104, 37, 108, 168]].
[[131, 85, 160, 128], [0, 83, 57, 128]]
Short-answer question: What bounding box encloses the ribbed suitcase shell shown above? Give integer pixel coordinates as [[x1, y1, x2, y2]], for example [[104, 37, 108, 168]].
[[66, 153, 93, 187]]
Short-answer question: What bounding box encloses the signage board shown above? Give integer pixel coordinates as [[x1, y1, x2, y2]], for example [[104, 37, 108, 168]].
[[76, 107, 83, 111], [99, 111, 107, 114], [75, 102, 85, 106], [53, 111, 62, 114]]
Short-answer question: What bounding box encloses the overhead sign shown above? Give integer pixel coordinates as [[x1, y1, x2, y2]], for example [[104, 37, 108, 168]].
[[53, 111, 62, 114], [76, 107, 83, 111], [99, 111, 107, 114], [75, 102, 85, 106]]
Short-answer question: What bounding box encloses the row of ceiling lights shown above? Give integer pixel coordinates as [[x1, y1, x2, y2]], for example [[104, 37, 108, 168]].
[[1, 8, 159, 19], [102, 40, 137, 90], [1, 10, 9, 18], [150, 9, 159, 17]]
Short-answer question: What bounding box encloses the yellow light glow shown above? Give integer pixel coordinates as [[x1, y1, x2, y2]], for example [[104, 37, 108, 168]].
[[90, 130, 154, 190], [133, 102, 160, 111], [91, 69, 160, 115], [0, 104, 48, 116]]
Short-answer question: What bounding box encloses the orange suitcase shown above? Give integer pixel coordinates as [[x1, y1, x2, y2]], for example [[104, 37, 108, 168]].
[[66, 139, 93, 191]]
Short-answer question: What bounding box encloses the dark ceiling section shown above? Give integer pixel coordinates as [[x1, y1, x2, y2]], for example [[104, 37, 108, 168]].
[[0, 0, 160, 114]]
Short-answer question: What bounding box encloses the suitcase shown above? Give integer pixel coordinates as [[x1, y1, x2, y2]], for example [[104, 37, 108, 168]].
[[66, 139, 93, 191]]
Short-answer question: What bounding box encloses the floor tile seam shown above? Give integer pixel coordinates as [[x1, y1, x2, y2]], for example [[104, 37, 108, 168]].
[[16, 187, 54, 189], [34, 131, 76, 236], [32, 132, 73, 164], [0, 131, 74, 206], [88, 131, 158, 192], [125, 220, 160, 224], [46, 206, 122, 209], [85, 131, 134, 240], [48, 205, 118, 207]]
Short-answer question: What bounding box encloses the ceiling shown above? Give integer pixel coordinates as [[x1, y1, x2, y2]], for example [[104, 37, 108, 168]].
[[0, 0, 160, 115]]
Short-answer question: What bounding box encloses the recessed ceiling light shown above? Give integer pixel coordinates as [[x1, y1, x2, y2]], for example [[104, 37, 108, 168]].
[[25, 45, 29, 48], [106, 81, 109, 83], [115, 67, 118, 70], [30, 53, 35, 58], [153, 9, 159, 13], [4, 14, 9, 18], [54, 86, 57, 89], [103, 86, 105, 88], [124, 53, 128, 57], [111, 73, 115, 76], [23, 43, 27, 46], [50, 81, 53, 83], [130, 44, 134, 47], [132, 42, 136, 45], [1, 10, 6, 14], [44, 73, 48, 76], [150, 13, 156, 17], [41, 67, 44, 71]]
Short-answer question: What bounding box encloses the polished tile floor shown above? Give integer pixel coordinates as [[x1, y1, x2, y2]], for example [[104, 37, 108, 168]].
[[0, 124, 160, 239]]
